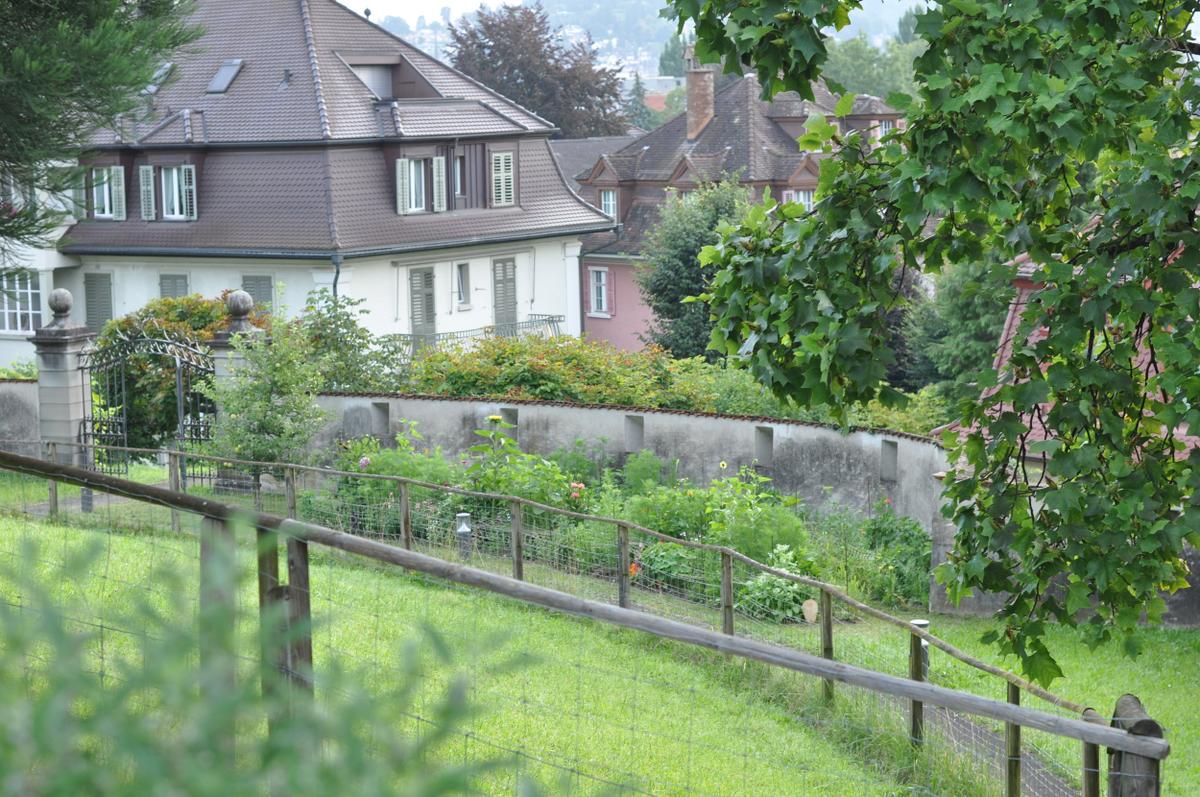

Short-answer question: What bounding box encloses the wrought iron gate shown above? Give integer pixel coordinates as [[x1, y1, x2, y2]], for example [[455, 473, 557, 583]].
[[79, 330, 216, 484]]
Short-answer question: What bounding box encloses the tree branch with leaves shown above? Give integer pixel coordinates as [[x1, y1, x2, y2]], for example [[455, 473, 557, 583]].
[[672, 0, 1200, 682]]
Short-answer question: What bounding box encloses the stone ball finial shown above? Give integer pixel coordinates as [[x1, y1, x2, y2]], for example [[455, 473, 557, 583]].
[[227, 289, 253, 318], [47, 288, 73, 328], [225, 289, 257, 334]]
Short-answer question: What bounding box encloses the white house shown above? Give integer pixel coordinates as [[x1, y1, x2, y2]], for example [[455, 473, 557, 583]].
[[2, 0, 613, 366]]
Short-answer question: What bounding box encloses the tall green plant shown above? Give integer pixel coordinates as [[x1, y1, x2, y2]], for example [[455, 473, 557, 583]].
[[0, 543, 510, 795], [639, 179, 752, 359], [206, 318, 325, 465]]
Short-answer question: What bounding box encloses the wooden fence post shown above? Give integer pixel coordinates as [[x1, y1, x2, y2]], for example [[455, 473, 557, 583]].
[[820, 589, 834, 702], [1082, 708, 1105, 797], [199, 516, 237, 765], [617, 522, 631, 609], [167, 450, 181, 532], [720, 551, 734, 636], [46, 442, 58, 516], [255, 524, 280, 731], [909, 618, 929, 745], [286, 536, 314, 695], [1107, 694, 1164, 797], [510, 500, 524, 581], [400, 482, 413, 550], [1006, 683, 1021, 797], [284, 466, 297, 520]]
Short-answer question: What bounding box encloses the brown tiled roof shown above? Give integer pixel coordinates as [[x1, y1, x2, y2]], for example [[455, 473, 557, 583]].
[[582, 201, 663, 257], [595, 76, 898, 184], [62, 138, 614, 257], [65, 0, 615, 258], [91, 0, 551, 146], [550, 135, 641, 192]]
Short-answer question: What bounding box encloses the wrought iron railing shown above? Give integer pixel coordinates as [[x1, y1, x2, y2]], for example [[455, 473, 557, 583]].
[[390, 314, 565, 363]]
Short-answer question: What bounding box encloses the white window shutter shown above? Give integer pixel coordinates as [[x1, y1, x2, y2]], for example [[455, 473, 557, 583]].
[[491, 153, 502, 207], [181, 164, 197, 220], [432, 156, 447, 212], [501, 153, 514, 205], [607, 269, 615, 315], [396, 157, 410, 215], [139, 165, 156, 220], [110, 166, 126, 221]]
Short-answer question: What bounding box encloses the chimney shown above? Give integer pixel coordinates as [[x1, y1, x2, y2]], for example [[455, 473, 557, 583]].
[[685, 45, 714, 141]]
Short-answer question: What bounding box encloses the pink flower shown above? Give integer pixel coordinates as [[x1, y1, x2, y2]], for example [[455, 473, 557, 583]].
[[571, 491, 581, 499], [358, 456, 371, 470]]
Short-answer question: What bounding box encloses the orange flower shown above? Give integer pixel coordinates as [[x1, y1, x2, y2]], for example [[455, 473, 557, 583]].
[[629, 562, 641, 577]]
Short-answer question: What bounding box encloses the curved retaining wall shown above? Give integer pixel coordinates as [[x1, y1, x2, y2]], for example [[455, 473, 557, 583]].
[[314, 393, 951, 534], [312, 393, 1198, 625]]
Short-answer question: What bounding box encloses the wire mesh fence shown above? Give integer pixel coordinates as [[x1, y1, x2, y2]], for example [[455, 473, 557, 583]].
[[0, 440, 1170, 797]]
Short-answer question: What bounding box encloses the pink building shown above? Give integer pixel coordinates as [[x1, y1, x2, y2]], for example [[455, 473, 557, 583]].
[[553, 50, 903, 351]]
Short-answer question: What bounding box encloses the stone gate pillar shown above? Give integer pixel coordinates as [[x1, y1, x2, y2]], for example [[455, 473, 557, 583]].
[[209, 289, 259, 387], [30, 289, 93, 465]]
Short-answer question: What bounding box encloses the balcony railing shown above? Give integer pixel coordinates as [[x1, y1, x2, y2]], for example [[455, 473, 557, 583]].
[[388, 314, 565, 365]]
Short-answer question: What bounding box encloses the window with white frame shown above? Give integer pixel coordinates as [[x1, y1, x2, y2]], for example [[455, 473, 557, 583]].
[[408, 158, 427, 212], [161, 165, 197, 220], [455, 262, 470, 305], [878, 118, 896, 136], [599, 189, 617, 217], [491, 151, 515, 207], [796, 189, 815, 210], [780, 189, 796, 203], [454, 154, 466, 195], [0, 271, 42, 333], [92, 167, 114, 218], [588, 267, 609, 315]]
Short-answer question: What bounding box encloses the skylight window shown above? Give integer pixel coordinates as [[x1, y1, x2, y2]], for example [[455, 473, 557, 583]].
[[207, 59, 244, 94]]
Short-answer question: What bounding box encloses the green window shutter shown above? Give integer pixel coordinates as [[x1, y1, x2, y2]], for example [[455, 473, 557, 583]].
[[181, 164, 197, 220], [396, 157, 410, 215], [139, 165, 156, 220], [84, 273, 113, 331], [241, 275, 274, 312], [109, 166, 126, 221], [432, 155, 447, 212], [159, 273, 189, 298]]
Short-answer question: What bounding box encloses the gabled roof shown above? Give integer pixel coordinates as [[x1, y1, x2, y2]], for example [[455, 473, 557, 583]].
[[91, 0, 552, 147], [550, 135, 641, 192], [585, 76, 898, 185]]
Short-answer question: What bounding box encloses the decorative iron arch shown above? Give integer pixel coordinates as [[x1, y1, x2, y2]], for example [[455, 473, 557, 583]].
[[79, 325, 216, 483]]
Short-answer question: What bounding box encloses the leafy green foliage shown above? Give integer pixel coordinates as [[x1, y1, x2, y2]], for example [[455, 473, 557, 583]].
[[737, 545, 818, 622], [668, 0, 1200, 681], [448, 4, 626, 138], [639, 179, 752, 359], [0, 543, 506, 795], [823, 35, 924, 102], [0, 1, 199, 270], [902, 262, 1015, 404], [0, 359, 36, 379], [206, 317, 325, 466]]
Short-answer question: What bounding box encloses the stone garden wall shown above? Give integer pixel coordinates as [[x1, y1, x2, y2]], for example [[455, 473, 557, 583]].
[[0, 380, 39, 444]]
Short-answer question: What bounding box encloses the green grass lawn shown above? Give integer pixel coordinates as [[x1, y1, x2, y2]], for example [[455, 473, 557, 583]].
[[0, 463, 166, 509], [0, 500, 1192, 796], [0, 513, 916, 796]]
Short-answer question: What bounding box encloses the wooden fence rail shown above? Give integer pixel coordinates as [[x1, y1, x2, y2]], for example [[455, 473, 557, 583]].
[[22, 440, 1089, 716], [0, 448, 1171, 766]]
